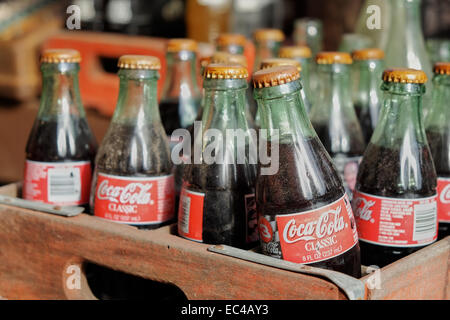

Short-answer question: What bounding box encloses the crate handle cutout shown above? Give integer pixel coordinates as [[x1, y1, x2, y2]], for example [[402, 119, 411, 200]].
[[208, 245, 367, 300]]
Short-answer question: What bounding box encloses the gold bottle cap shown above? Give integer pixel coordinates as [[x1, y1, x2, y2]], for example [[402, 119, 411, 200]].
[[316, 51, 352, 65], [433, 62, 450, 75], [216, 33, 247, 47], [40, 49, 81, 63], [253, 28, 285, 42], [382, 68, 428, 84], [117, 55, 161, 70], [253, 65, 300, 88], [203, 63, 248, 79], [352, 48, 385, 60], [167, 38, 198, 52], [210, 51, 248, 67], [260, 58, 301, 72], [279, 46, 312, 59]]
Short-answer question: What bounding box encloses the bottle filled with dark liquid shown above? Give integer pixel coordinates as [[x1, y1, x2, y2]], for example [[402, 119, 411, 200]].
[[23, 49, 97, 210], [178, 64, 257, 249], [253, 65, 361, 278], [425, 62, 450, 239], [90, 55, 174, 229], [353, 68, 438, 267], [309, 52, 366, 201], [351, 48, 385, 144]]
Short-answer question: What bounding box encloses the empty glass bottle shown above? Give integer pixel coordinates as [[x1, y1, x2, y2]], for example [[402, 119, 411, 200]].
[[178, 64, 257, 249], [353, 68, 437, 267], [90, 55, 174, 229], [309, 52, 366, 201], [352, 48, 385, 144], [253, 65, 361, 277], [23, 49, 97, 209], [425, 62, 450, 239]]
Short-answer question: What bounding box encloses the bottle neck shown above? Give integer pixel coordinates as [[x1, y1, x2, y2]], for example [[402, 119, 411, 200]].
[[38, 63, 85, 119], [162, 51, 200, 101], [254, 80, 315, 143], [113, 69, 161, 126], [371, 81, 427, 147], [426, 74, 450, 130], [217, 44, 244, 55], [353, 59, 384, 107]]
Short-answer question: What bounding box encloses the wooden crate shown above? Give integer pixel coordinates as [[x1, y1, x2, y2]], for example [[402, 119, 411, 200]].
[[0, 183, 448, 300]]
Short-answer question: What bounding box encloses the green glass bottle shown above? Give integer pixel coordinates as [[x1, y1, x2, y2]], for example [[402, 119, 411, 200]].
[[425, 62, 450, 239], [309, 52, 366, 201], [279, 45, 314, 110], [23, 49, 97, 209], [351, 48, 385, 144], [253, 65, 361, 277], [253, 28, 285, 71], [178, 64, 257, 249], [353, 68, 438, 267], [216, 33, 246, 55], [90, 55, 174, 229]]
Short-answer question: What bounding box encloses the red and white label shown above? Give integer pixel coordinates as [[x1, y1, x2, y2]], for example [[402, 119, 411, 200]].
[[437, 177, 450, 223], [353, 190, 438, 247], [260, 194, 359, 264], [177, 187, 205, 242], [94, 173, 175, 225], [23, 160, 92, 205]]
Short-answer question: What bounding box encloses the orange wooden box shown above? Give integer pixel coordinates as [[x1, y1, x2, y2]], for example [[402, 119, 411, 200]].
[[0, 183, 448, 300]]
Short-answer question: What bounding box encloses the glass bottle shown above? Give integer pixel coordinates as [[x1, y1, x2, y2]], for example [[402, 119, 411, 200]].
[[23, 49, 97, 209], [293, 18, 323, 59], [351, 48, 385, 144], [90, 55, 175, 229], [309, 52, 366, 201], [253, 28, 285, 71], [178, 64, 257, 249], [384, 0, 433, 116], [353, 68, 438, 267], [425, 62, 450, 239], [160, 38, 201, 139], [253, 65, 361, 277], [216, 33, 247, 55], [279, 46, 314, 111]]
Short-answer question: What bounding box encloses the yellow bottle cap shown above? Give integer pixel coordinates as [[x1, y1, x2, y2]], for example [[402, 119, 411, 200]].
[[382, 68, 428, 84], [203, 63, 248, 79], [279, 46, 312, 59], [117, 55, 161, 70], [253, 65, 300, 88], [433, 62, 450, 75], [316, 51, 352, 65], [167, 38, 198, 52], [40, 49, 81, 64], [253, 28, 285, 42], [352, 48, 385, 60], [260, 58, 301, 72], [216, 33, 247, 47]]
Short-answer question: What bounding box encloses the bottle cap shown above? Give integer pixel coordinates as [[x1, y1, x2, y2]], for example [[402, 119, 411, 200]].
[[117, 55, 161, 70], [352, 48, 385, 60], [279, 46, 312, 59], [253, 28, 285, 42], [40, 49, 81, 63], [200, 56, 212, 68], [260, 58, 301, 72], [382, 68, 427, 84], [216, 33, 247, 47], [433, 62, 450, 75], [316, 52, 352, 65], [253, 65, 300, 88], [210, 52, 248, 67], [204, 63, 248, 79], [167, 38, 198, 52]]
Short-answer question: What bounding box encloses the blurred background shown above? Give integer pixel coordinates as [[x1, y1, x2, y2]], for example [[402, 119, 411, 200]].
[[0, 0, 449, 184]]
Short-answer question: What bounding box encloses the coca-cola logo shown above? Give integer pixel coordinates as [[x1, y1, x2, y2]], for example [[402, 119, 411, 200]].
[[440, 184, 450, 204], [282, 206, 345, 244], [353, 196, 376, 222], [96, 180, 154, 205]]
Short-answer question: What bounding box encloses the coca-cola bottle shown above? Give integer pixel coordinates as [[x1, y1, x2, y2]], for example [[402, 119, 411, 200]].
[[309, 52, 366, 201], [216, 33, 247, 55], [160, 38, 201, 138], [425, 62, 450, 239], [90, 55, 175, 229], [253, 28, 285, 71], [23, 49, 97, 209], [353, 68, 438, 267], [178, 64, 257, 249], [278, 46, 314, 111], [351, 48, 385, 144], [254, 65, 361, 277]]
